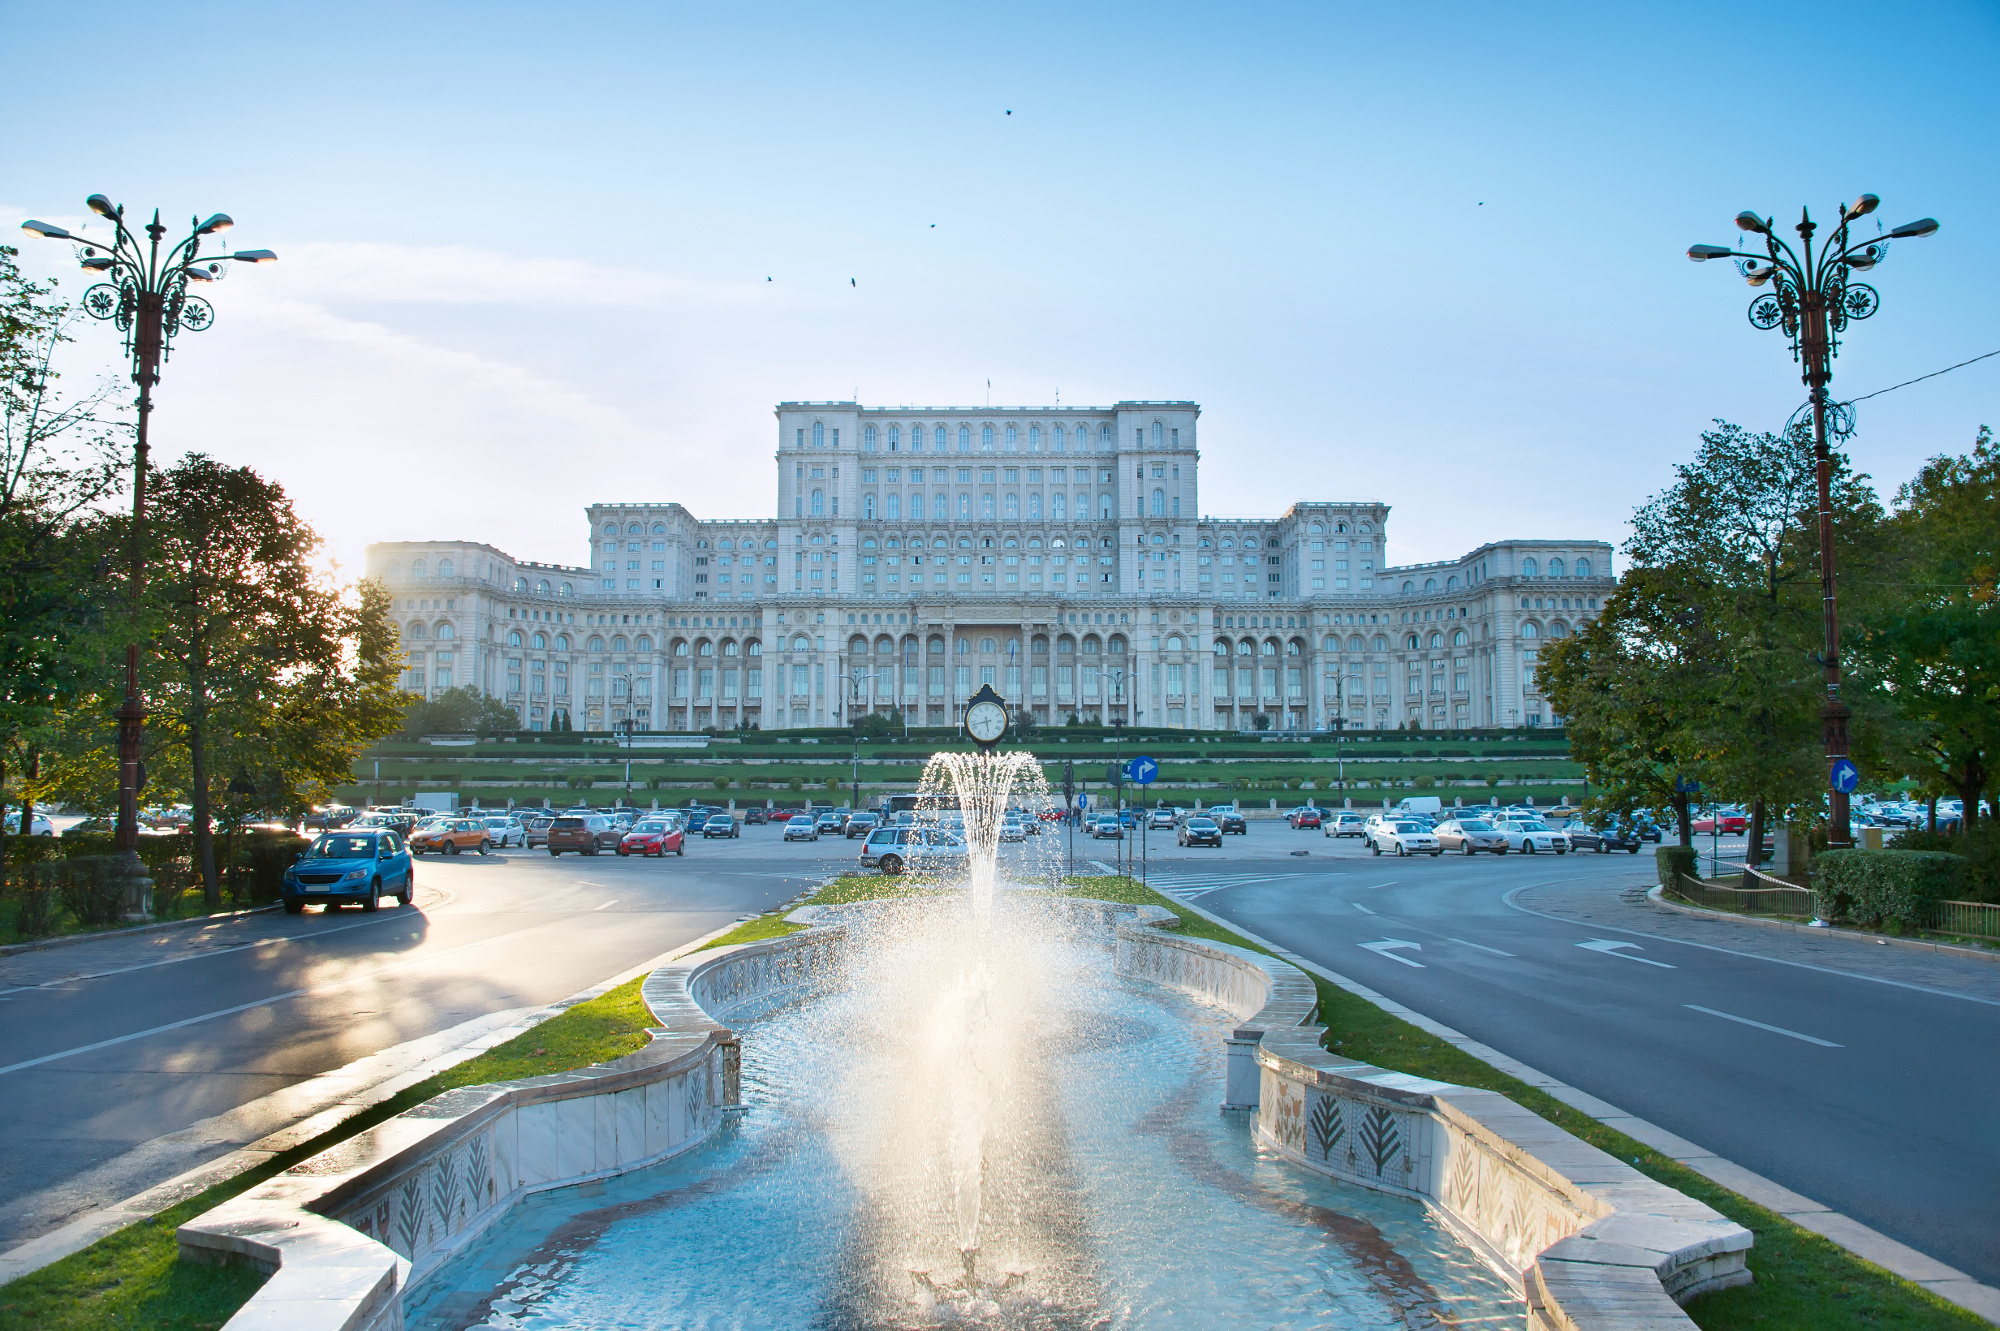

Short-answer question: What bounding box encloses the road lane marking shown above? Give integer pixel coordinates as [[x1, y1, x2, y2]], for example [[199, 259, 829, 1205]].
[[1501, 884, 2000, 1008], [1359, 939, 1424, 967], [1369, 881, 1398, 890], [1450, 938, 1517, 957], [0, 914, 410, 998], [593, 900, 619, 911], [0, 919, 556, 1078], [1352, 903, 1376, 914], [1684, 1004, 1843, 1047], [1577, 939, 1676, 968]]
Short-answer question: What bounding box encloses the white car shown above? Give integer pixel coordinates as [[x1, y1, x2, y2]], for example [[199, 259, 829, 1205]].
[[1493, 818, 1570, 854], [783, 818, 820, 841], [480, 816, 526, 848], [4, 811, 55, 836], [998, 820, 1026, 843], [1368, 820, 1442, 857]]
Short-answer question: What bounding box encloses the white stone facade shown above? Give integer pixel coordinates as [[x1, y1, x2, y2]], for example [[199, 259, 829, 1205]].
[[365, 399, 1613, 732]]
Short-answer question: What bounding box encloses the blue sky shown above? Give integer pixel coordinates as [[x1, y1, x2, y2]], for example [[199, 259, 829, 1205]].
[[8, 0, 1995, 578]]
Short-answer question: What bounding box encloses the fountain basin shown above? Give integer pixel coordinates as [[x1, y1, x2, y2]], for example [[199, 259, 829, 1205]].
[[179, 898, 1747, 1331]]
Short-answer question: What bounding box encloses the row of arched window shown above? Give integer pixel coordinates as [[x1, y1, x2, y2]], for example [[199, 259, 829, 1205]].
[[835, 422, 1120, 453], [1519, 556, 1591, 578]]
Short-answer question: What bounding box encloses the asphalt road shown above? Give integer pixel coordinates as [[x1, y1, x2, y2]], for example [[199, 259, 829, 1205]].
[[0, 826, 870, 1251], [1114, 822, 2000, 1288]]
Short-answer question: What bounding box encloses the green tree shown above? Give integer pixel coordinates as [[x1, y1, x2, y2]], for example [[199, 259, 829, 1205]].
[[1543, 421, 1884, 863], [140, 456, 406, 904], [0, 246, 125, 860], [1851, 426, 1998, 824], [402, 685, 520, 740]]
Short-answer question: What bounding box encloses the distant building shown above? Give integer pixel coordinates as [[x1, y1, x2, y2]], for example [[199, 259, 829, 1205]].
[[367, 400, 1612, 732]]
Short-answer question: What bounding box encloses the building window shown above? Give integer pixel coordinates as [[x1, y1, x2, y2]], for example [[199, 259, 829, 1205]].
[[811, 489, 825, 516]]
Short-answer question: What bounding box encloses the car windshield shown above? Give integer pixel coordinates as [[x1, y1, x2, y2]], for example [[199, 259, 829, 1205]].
[[633, 822, 667, 833], [1520, 821, 1549, 831], [1189, 820, 1217, 830], [1393, 822, 1423, 833], [1458, 821, 1492, 831], [310, 834, 377, 858]]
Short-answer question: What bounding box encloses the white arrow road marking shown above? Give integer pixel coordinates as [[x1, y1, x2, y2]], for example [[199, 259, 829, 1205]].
[[1359, 939, 1424, 967], [1449, 937, 1516, 957], [1352, 903, 1376, 915], [1577, 939, 1676, 968], [1685, 1004, 1843, 1047]]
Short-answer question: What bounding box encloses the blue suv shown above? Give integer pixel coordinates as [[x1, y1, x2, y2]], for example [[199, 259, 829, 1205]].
[[282, 831, 414, 914]]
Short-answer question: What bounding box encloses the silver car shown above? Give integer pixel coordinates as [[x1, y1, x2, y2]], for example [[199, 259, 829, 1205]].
[[1368, 820, 1442, 857], [480, 816, 526, 848], [1434, 818, 1508, 855], [859, 827, 969, 875]]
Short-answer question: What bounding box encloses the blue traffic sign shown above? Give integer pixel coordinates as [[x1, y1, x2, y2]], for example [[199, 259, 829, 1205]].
[[1127, 755, 1159, 786], [1075, 791, 1091, 811], [1674, 776, 1702, 794], [1830, 757, 1861, 794]]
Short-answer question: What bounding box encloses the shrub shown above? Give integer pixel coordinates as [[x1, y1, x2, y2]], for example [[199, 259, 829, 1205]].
[[1888, 823, 2000, 903], [712, 776, 731, 791], [1413, 775, 1436, 790], [1811, 849, 1972, 931], [1656, 845, 1697, 890], [789, 778, 803, 791]]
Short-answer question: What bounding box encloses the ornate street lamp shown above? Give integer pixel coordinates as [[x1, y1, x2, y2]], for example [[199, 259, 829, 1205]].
[[1686, 194, 1937, 851], [20, 197, 276, 867]]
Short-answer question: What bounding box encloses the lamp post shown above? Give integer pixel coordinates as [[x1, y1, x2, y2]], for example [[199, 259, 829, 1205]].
[[20, 198, 276, 868], [1686, 194, 1938, 850], [838, 669, 880, 813]]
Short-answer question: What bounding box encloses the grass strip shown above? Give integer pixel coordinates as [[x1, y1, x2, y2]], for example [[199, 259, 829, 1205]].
[[1059, 873, 1982, 1330], [0, 975, 660, 1331]]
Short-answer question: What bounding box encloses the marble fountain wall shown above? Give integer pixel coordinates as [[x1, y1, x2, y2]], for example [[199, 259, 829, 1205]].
[[177, 899, 1749, 1331]]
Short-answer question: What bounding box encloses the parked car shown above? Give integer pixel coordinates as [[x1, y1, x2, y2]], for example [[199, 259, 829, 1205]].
[[859, 827, 969, 875], [743, 808, 768, 826], [1178, 818, 1223, 848], [1322, 812, 1367, 839], [1594, 823, 1646, 853], [1492, 818, 1569, 854], [1368, 819, 1442, 857], [618, 819, 685, 857], [1434, 818, 1509, 855], [1287, 808, 1323, 830], [703, 814, 740, 839], [1148, 808, 1178, 831], [3, 811, 56, 837], [480, 816, 527, 848], [842, 812, 879, 838], [409, 818, 490, 856], [1562, 823, 1603, 852], [998, 818, 1026, 843], [1690, 812, 1748, 835], [683, 811, 712, 834], [302, 804, 356, 831], [814, 812, 845, 836], [1210, 807, 1247, 835], [523, 816, 555, 848], [1089, 814, 1124, 840], [546, 814, 621, 856], [282, 830, 413, 913], [783, 817, 820, 842]]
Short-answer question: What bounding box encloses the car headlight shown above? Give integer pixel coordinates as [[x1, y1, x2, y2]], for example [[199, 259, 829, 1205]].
[[341, 869, 367, 883]]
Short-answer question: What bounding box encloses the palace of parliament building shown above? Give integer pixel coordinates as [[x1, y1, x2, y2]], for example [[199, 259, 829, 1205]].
[[366, 400, 1613, 733]]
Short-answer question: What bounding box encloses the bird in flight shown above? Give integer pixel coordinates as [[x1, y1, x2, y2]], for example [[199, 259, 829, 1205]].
[[850, 278, 856, 287]]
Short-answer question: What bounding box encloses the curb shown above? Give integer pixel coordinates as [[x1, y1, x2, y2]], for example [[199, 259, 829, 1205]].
[[0, 903, 281, 958], [1645, 885, 2000, 964], [1163, 891, 2000, 1326], [0, 910, 757, 1292]]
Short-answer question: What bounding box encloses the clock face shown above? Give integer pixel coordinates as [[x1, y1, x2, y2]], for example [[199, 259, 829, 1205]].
[[966, 700, 1008, 742]]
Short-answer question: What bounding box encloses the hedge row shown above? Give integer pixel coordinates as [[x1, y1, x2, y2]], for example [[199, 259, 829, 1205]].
[[1811, 848, 1972, 931]]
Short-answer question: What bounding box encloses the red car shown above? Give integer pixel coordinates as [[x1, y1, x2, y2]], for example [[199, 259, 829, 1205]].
[[617, 818, 685, 857], [1288, 808, 1323, 829], [1690, 812, 1748, 835]]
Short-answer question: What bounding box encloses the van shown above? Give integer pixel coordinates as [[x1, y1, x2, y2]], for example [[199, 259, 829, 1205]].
[[1393, 796, 1443, 817]]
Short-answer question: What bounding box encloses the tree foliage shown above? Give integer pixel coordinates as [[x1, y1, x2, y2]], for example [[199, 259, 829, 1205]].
[[401, 684, 521, 740], [131, 456, 405, 904], [1849, 426, 1998, 823]]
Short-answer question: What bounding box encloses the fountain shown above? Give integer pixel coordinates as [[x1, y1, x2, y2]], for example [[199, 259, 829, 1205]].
[[183, 738, 1752, 1331]]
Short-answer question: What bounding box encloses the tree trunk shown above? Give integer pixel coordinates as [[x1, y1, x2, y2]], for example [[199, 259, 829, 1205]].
[[1927, 793, 1939, 833], [190, 716, 219, 909], [1957, 756, 1987, 831], [1744, 800, 1766, 887], [1672, 791, 1692, 848]]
